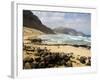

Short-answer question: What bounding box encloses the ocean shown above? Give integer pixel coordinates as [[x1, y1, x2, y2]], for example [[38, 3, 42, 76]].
[[38, 34, 91, 46]]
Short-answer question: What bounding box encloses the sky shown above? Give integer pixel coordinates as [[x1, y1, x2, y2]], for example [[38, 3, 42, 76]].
[[32, 10, 91, 35]]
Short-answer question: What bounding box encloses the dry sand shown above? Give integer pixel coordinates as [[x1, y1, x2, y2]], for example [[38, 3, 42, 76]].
[[24, 44, 90, 57]]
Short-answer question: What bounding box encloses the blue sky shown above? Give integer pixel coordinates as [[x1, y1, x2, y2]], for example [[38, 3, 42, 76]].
[[32, 11, 91, 35]]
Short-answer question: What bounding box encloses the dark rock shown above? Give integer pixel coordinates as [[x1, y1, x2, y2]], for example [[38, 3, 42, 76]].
[[38, 61, 46, 68], [23, 57, 34, 63], [24, 62, 31, 69], [35, 57, 41, 62], [86, 57, 91, 66], [31, 61, 39, 68], [79, 56, 87, 64], [65, 61, 73, 67]]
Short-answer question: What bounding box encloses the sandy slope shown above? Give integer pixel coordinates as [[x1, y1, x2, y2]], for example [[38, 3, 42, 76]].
[[23, 26, 44, 37], [23, 26, 44, 43]]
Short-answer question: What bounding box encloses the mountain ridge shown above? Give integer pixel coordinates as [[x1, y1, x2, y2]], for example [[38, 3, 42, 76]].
[[53, 27, 87, 36], [23, 10, 55, 34]]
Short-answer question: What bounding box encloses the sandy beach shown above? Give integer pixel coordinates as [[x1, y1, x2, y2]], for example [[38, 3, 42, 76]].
[[23, 27, 91, 69], [34, 44, 90, 56], [23, 10, 91, 69], [24, 44, 90, 56]]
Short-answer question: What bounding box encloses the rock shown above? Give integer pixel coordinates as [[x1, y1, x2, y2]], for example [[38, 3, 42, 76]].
[[65, 61, 73, 67], [23, 57, 34, 68], [23, 57, 34, 63], [35, 57, 41, 62], [38, 61, 46, 68], [79, 56, 87, 64], [31, 61, 39, 68], [86, 57, 91, 66], [24, 62, 31, 69]]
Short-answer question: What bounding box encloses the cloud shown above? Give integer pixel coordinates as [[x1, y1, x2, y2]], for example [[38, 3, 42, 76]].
[[32, 11, 91, 35], [32, 11, 66, 28]]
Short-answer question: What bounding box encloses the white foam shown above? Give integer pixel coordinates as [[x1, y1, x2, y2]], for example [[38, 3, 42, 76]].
[[38, 34, 91, 45]]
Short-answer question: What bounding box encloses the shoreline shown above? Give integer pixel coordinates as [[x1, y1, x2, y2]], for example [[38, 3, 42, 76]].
[[23, 29, 91, 68], [24, 43, 91, 49]]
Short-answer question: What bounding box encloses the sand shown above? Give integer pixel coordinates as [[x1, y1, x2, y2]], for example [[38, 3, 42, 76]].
[[24, 44, 90, 56], [23, 44, 90, 67], [23, 27, 91, 67]]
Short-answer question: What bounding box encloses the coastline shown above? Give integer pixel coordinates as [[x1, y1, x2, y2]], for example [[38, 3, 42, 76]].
[[23, 27, 91, 68]]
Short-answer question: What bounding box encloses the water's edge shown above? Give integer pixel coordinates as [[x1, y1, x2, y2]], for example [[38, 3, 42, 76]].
[[38, 34, 91, 46]]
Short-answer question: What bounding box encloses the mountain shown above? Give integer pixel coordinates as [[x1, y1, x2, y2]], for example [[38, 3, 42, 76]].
[[23, 10, 55, 34], [53, 27, 86, 36]]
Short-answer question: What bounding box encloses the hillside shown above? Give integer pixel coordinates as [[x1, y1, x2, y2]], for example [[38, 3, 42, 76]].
[[53, 27, 86, 36], [23, 10, 55, 34]]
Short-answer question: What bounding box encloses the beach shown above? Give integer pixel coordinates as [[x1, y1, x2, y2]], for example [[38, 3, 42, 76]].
[[23, 27, 91, 69], [23, 43, 91, 68], [24, 44, 90, 56]]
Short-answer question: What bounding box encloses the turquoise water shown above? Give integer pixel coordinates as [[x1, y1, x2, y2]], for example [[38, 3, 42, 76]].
[[38, 34, 91, 46]]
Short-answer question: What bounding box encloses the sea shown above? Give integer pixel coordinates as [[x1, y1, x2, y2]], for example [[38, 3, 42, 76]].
[[38, 34, 91, 46]]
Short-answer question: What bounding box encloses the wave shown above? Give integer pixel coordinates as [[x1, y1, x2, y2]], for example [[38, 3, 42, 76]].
[[38, 34, 91, 46]]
